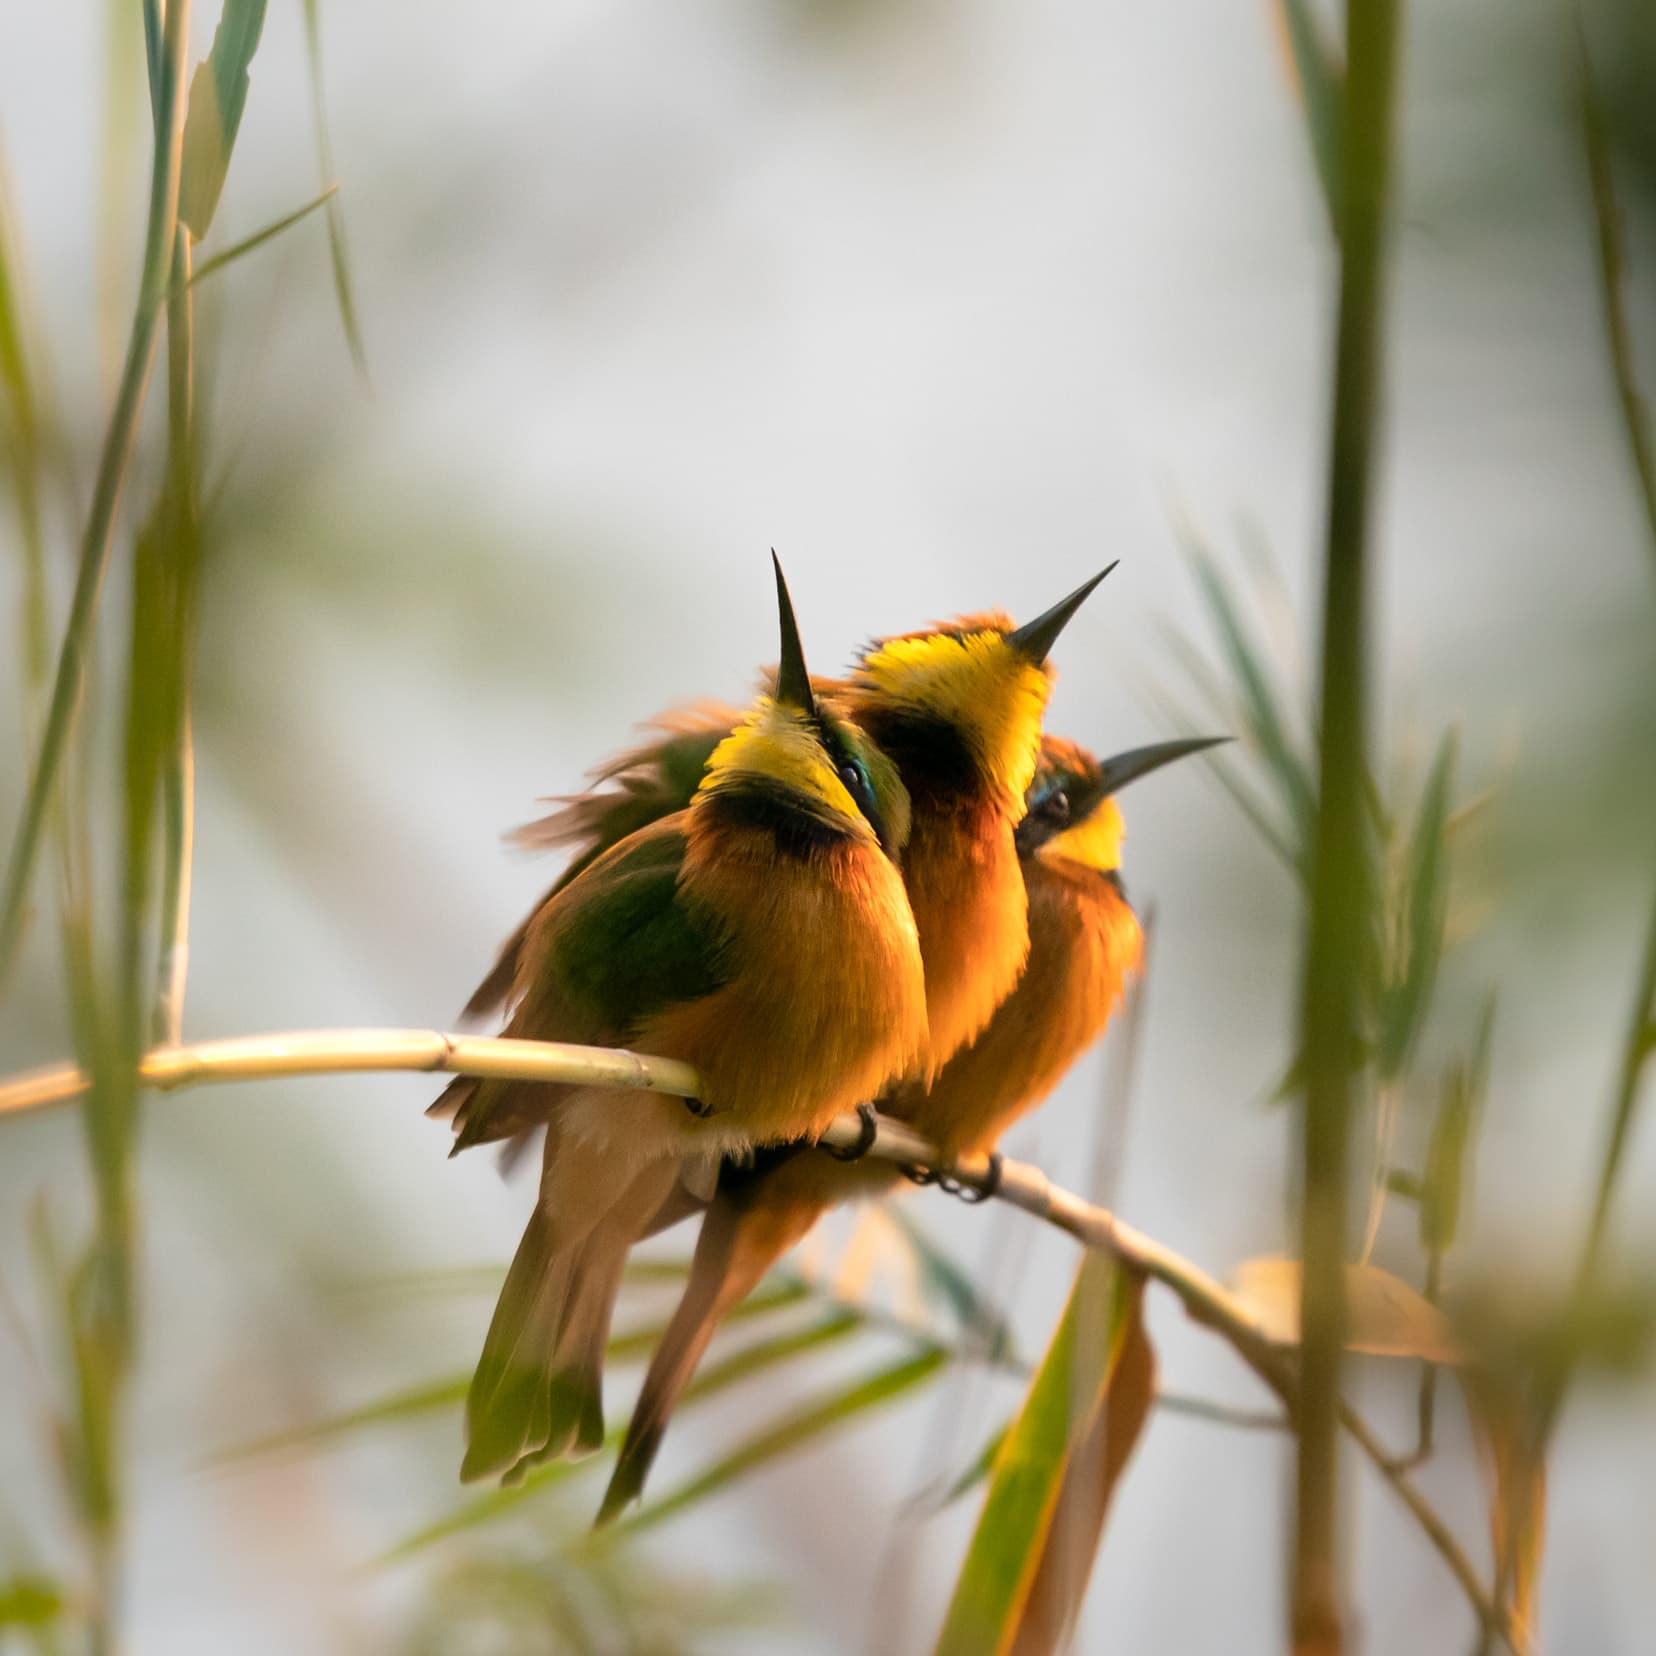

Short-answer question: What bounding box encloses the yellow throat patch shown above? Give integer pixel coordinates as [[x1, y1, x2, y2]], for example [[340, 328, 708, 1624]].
[[1038, 796, 1126, 874]]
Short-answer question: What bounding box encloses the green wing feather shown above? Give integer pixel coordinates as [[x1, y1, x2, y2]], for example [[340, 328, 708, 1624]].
[[533, 819, 729, 1036], [462, 713, 739, 1023], [443, 819, 730, 1150], [530, 719, 735, 898]]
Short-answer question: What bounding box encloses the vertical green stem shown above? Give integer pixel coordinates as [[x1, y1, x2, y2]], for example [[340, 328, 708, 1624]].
[[155, 227, 196, 1049], [1292, 3, 1402, 1653], [0, 0, 190, 991], [0, 161, 51, 731]]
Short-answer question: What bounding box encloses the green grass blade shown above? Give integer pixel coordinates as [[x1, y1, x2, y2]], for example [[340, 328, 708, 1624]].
[[184, 185, 338, 290], [227, 1281, 826, 1461], [381, 1312, 886, 1560], [177, 0, 270, 239], [1421, 994, 1494, 1257], [379, 1447, 600, 1565], [887, 1209, 1018, 1361], [1378, 731, 1456, 1078], [0, 0, 191, 990], [1577, 11, 1656, 576], [1182, 536, 1318, 855], [1008, 1283, 1155, 1655], [300, 0, 366, 373], [1275, 0, 1346, 229], [933, 1255, 1148, 1656], [0, 156, 50, 705], [680, 1307, 864, 1399], [615, 1346, 948, 1538], [228, 1374, 471, 1461], [1142, 681, 1302, 874], [933, 1416, 1011, 1511]]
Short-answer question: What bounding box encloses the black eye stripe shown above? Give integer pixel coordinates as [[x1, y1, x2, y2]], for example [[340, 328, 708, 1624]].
[[818, 728, 891, 850]]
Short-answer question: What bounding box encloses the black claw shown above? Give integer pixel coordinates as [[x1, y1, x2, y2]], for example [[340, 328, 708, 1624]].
[[957, 1151, 1003, 1204], [900, 1149, 1003, 1203], [683, 1096, 714, 1120], [824, 1101, 879, 1161]]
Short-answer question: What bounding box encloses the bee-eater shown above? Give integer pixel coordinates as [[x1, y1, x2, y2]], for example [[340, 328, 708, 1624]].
[[438, 557, 929, 1483], [596, 731, 1222, 1522], [466, 571, 1113, 1086]]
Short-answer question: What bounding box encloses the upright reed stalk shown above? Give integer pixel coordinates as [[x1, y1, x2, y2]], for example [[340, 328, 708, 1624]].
[[0, 0, 191, 988], [1292, 2, 1402, 1652]]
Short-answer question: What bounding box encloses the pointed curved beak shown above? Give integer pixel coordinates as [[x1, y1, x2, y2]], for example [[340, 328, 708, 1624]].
[[1006, 563, 1118, 665], [1093, 735, 1230, 798], [771, 551, 818, 719]]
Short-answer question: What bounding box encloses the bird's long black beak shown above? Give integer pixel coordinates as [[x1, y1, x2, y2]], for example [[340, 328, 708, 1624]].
[[1093, 735, 1230, 798], [1006, 563, 1118, 665], [771, 551, 818, 719]]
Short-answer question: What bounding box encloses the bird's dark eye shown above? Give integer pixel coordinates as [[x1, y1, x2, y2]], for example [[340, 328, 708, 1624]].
[[839, 759, 872, 807], [1046, 789, 1071, 823]]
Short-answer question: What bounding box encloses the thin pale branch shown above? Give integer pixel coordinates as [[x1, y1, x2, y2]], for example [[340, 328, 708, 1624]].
[[0, 1029, 702, 1119], [0, 1025, 1528, 1653]]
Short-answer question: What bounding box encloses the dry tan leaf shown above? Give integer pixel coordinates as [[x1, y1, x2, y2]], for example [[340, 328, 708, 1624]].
[[1232, 1257, 1464, 1364], [1460, 1369, 1546, 1640]]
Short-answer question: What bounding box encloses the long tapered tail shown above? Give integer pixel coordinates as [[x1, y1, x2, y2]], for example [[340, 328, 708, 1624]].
[[463, 1139, 675, 1484], [596, 1177, 827, 1524]]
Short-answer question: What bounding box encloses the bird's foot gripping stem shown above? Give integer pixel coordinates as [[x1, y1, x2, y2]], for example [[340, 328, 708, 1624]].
[[901, 1149, 1003, 1204], [823, 1101, 879, 1161]]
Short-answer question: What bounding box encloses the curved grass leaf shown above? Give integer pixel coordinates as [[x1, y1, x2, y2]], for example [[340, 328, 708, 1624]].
[[933, 1256, 1150, 1656], [380, 1443, 599, 1565], [228, 1280, 820, 1461], [1421, 994, 1494, 1257], [1183, 537, 1317, 857], [1142, 679, 1301, 874], [300, 0, 366, 373], [933, 1417, 1012, 1511], [1273, 0, 1345, 230], [0, 158, 49, 701], [1379, 731, 1457, 1078], [1009, 1285, 1155, 1655], [185, 185, 338, 291], [177, 0, 270, 239], [379, 1311, 877, 1560], [887, 1209, 1018, 1362], [613, 1345, 948, 1540]]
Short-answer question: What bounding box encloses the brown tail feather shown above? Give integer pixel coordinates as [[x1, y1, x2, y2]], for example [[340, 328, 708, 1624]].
[[462, 1203, 574, 1481], [462, 1133, 676, 1485], [596, 1180, 827, 1524]]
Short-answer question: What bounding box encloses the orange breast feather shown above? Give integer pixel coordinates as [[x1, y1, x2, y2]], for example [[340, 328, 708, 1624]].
[[636, 815, 929, 1150], [894, 858, 1142, 1157]]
